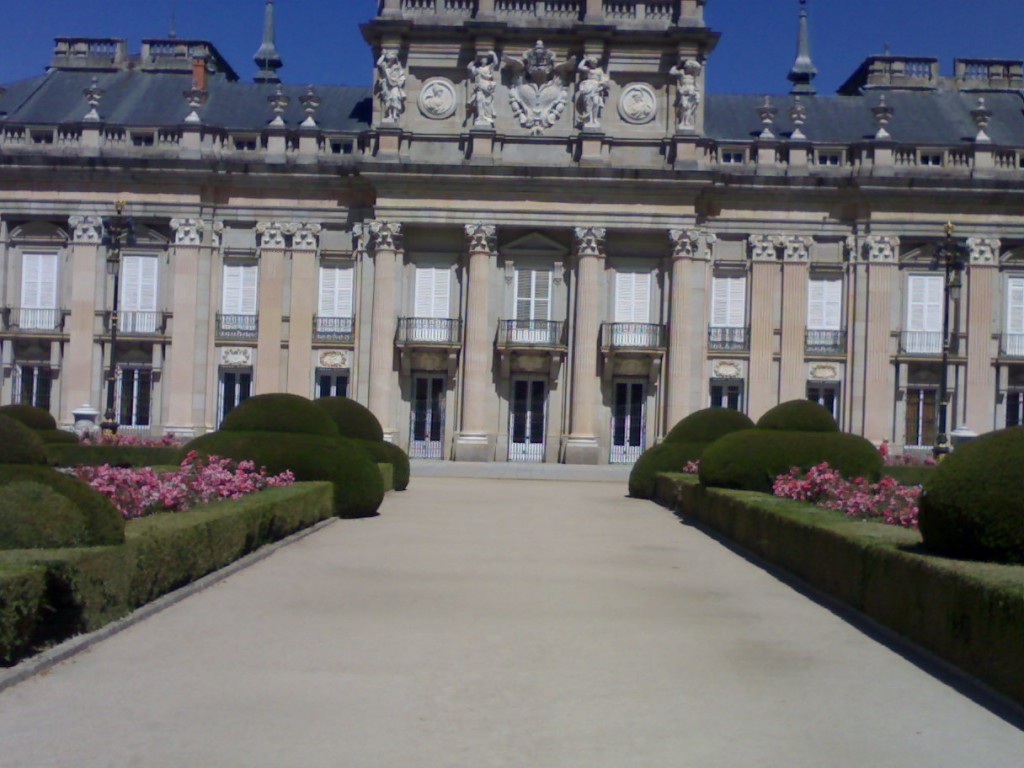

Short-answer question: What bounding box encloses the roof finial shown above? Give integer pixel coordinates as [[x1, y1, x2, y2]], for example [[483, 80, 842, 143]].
[[253, 0, 283, 84], [788, 0, 817, 96]]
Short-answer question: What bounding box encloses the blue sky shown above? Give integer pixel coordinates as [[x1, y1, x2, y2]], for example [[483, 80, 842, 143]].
[[3, 1, 1022, 95]]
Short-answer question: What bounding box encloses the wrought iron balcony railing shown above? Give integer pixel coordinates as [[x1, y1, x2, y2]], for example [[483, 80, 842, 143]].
[[396, 317, 462, 345], [313, 315, 355, 344], [104, 311, 166, 335], [497, 319, 566, 347], [805, 329, 847, 355], [900, 331, 943, 355], [1001, 333, 1024, 357], [708, 326, 750, 352], [216, 313, 258, 340], [602, 322, 667, 350], [2, 307, 66, 332]]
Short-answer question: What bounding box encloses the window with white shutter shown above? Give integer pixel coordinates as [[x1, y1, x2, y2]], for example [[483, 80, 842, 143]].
[[120, 254, 159, 333], [614, 272, 651, 324], [318, 264, 354, 318], [515, 268, 551, 322], [222, 263, 259, 315], [1006, 277, 1024, 357], [905, 274, 943, 354], [711, 275, 746, 327], [20, 252, 59, 330], [807, 278, 842, 330], [414, 266, 450, 318]]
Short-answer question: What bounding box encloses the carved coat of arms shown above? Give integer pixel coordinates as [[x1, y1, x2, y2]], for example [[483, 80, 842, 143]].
[[507, 41, 576, 135]]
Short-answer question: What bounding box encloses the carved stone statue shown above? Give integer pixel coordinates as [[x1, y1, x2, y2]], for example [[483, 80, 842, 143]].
[[670, 58, 703, 132], [468, 50, 500, 128], [376, 50, 407, 123], [507, 40, 577, 135], [576, 56, 610, 130]]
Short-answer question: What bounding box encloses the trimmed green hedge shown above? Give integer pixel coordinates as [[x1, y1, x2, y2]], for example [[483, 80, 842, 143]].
[[0, 416, 48, 465], [756, 399, 839, 432], [315, 397, 385, 442], [0, 482, 333, 665], [654, 474, 1024, 708], [882, 465, 936, 487], [664, 407, 754, 444], [221, 393, 340, 438], [46, 444, 185, 468], [0, 483, 88, 550], [919, 427, 1024, 564], [38, 429, 79, 445], [0, 404, 57, 431], [628, 441, 704, 499], [699, 429, 883, 494], [186, 431, 384, 518], [354, 439, 410, 491]]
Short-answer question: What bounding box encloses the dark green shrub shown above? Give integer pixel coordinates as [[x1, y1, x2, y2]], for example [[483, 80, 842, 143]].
[[0, 466, 125, 546], [0, 482, 88, 550], [38, 429, 80, 445], [315, 397, 385, 442], [0, 416, 48, 465], [664, 407, 755, 444], [882, 465, 936, 487], [185, 431, 384, 518], [352, 439, 410, 491], [699, 429, 883, 494], [919, 427, 1024, 564], [628, 441, 705, 499], [756, 400, 839, 433], [0, 404, 57, 431], [221, 393, 340, 438], [46, 444, 184, 468]]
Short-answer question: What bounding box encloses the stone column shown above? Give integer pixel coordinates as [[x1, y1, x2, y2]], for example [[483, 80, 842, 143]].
[[667, 228, 712, 427], [367, 221, 401, 441], [583, 0, 604, 22], [477, 0, 496, 18], [746, 235, 779, 420], [862, 236, 900, 442], [255, 221, 288, 394], [779, 236, 812, 403], [165, 218, 204, 436], [455, 224, 496, 461], [964, 238, 1000, 433], [564, 227, 605, 465], [63, 215, 103, 423], [286, 224, 321, 397]]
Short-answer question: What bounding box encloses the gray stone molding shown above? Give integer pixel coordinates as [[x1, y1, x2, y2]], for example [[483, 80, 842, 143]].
[[618, 83, 658, 125], [292, 223, 322, 250], [465, 223, 496, 253], [256, 220, 289, 248], [170, 218, 204, 245], [573, 226, 606, 258], [864, 235, 900, 263], [507, 41, 576, 135], [670, 228, 714, 261], [368, 220, 402, 252], [781, 235, 813, 261], [418, 78, 458, 120], [68, 215, 103, 243], [967, 237, 1000, 265], [749, 234, 778, 262], [211, 221, 225, 249]]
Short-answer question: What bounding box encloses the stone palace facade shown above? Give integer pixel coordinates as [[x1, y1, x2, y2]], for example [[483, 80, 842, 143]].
[[2, 0, 1024, 462]]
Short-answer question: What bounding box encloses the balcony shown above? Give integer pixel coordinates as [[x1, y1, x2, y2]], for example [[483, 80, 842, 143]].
[[900, 331, 943, 356], [602, 322, 666, 350], [1000, 333, 1024, 357], [805, 329, 847, 356], [104, 310, 167, 336], [216, 313, 258, 341], [1, 307, 66, 334], [313, 315, 355, 345], [497, 319, 566, 348], [708, 326, 750, 352], [396, 317, 462, 346]]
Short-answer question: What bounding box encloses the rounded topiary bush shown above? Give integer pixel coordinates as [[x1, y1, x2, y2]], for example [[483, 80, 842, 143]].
[[0, 415, 48, 465], [0, 482, 88, 550], [185, 432, 384, 518], [918, 427, 1024, 563], [221, 393, 340, 438], [38, 429, 80, 445], [352, 439, 410, 491], [0, 404, 57, 431], [0, 465, 125, 546], [698, 429, 883, 494], [628, 441, 705, 499], [756, 399, 839, 433], [315, 397, 385, 442], [664, 407, 755, 444]]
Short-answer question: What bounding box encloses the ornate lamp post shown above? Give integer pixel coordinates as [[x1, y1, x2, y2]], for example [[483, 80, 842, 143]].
[[101, 201, 134, 433], [933, 222, 967, 460]]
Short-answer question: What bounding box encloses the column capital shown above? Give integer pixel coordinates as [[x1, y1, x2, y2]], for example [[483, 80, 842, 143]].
[[781, 235, 813, 262], [669, 228, 715, 261], [862, 235, 900, 263], [68, 215, 103, 243], [748, 234, 778, 262], [967, 237, 1000, 266], [368, 220, 403, 252], [465, 223, 496, 253], [170, 217, 204, 245], [256, 220, 290, 249], [292, 222, 322, 250], [574, 226, 606, 258]]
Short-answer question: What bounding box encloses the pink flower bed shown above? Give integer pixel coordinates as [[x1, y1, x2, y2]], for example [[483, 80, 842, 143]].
[[80, 432, 183, 447], [74, 451, 295, 520], [772, 462, 921, 529]]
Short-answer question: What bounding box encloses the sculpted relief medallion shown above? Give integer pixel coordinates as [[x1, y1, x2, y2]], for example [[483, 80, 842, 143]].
[[418, 78, 457, 120], [507, 40, 576, 135], [618, 83, 657, 125]]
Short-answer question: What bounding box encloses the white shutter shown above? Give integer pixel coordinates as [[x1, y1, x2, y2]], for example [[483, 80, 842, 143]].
[[515, 269, 552, 322], [240, 265, 258, 315], [223, 264, 258, 315], [907, 274, 943, 332], [415, 266, 449, 318], [120, 256, 158, 312], [1007, 277, 1024, 334], [712, 275, 746, 328], [807, 278, 842, 330], [21, 252, 58, 309], [615, 272, 651, 323], [319, 264, 353, 317]]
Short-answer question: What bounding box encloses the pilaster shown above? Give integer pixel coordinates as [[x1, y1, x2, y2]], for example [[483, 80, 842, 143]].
[[63, 215, 103, 423], [964, 237, 1000, 433], [779, 236, 812, 402], [165, 218, 204, 436], [254, 221, 288, 393], [746, 234, 779, 420], [667, 228, 712, 427], [862, 235, 899, 442], [367, 221, 402, 441], [455, 223, 497, 461], [287, 224, 321, 396]]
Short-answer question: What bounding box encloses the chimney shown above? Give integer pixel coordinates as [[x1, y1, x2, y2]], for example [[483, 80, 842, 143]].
[[192, 55, 208, 92]]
